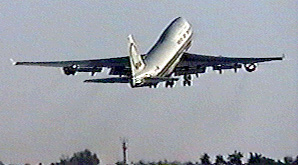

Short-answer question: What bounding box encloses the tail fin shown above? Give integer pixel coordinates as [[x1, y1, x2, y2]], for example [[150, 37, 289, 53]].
[[128, 34, 145, 76]]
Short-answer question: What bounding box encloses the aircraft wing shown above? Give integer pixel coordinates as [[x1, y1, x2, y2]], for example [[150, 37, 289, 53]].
[[14, 56, 131, 76], [173, 53, 284, 75], [13, 53, 283, 77], [14, 56, 130, 68]]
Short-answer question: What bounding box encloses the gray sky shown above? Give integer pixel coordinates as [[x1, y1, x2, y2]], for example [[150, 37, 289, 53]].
[[1, 1, 297, 164]]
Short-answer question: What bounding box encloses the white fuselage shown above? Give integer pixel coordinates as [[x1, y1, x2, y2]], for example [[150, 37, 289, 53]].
[[135, 17, 193, 84]]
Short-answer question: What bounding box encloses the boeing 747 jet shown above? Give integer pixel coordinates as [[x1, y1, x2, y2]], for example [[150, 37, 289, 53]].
[[14, 17, 284, 88]]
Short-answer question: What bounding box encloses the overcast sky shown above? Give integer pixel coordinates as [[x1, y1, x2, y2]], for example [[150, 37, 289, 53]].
[[0, 1, 297, 164]]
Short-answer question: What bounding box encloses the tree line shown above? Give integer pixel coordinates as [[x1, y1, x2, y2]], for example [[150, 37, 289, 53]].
[[1, 149, 297, 165], [125, 151, 298, 165], [128, 151, 298, 165]]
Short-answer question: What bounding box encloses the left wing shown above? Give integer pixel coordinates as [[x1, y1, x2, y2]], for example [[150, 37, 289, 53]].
[[174, 53, 284, 75]]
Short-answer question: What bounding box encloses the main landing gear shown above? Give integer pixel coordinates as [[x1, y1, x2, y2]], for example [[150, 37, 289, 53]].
[[165, 80, 175, 88], [149, 83, 158, 88], [183, 74, 192, 86]]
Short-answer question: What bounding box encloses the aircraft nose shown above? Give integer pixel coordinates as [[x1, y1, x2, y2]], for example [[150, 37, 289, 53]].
[[174, 17, 184, 22], [173, 17, 188, 26]]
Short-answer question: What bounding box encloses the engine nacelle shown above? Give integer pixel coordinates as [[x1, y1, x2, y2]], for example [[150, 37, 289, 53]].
[[63, 65, 78, 75], [245, 63, 257, 72]]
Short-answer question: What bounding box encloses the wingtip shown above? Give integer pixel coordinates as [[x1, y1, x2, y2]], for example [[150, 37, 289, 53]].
[[10, 58, 17, 65], [282, 53, 286, 59]]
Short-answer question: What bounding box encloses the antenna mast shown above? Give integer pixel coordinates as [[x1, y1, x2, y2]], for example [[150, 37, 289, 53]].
[[121, 138, 128, 165]]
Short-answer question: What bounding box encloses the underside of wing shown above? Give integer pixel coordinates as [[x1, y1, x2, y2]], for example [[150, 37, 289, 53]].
[[14, 56, 132, 76], [14, 56, 130, 68], [173, 53, 284, 75], [179, 53, 283, 67], [84, 77, 130, 83]]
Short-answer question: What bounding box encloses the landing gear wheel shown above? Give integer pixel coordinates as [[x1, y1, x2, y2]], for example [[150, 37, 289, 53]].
[[153, 84, 158, 88], [187, 74, 192, 80], [183, 74, 192, 86], [170, 81, 174, 88], [183, 80, 191, 86], [245, 63, 257, 72], [187, 80, 191, 86], [165, 80, 175, 88], [184, 74, 192, 81], [165, 81, 169, 88]]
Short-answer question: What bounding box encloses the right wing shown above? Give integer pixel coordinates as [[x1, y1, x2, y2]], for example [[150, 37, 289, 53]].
[[14, 56, 130, 68], [14, 56, 132, 76]]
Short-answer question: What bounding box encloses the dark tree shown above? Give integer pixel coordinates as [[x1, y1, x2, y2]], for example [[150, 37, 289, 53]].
[[185, 161, 195, 165], [115, 161, 124, 165], [248, 152, 281, 164], [215, 155, 227, 165], [51, 149, 100, 165], [149, 162, 156, 165], [227, 150, 243, 165], [69, 149, 100, 165], [284, 156, 293, 165], [200, 153, 211, 165], [248, 152, 262, 164], [134, 160, 146, 165], [293, 156, 298, 165], [262, 158, 278, 164]]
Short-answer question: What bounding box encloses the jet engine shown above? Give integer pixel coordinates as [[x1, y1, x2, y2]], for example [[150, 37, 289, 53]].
[[63, 65, 78, 75], [244, 63, 257, 72]]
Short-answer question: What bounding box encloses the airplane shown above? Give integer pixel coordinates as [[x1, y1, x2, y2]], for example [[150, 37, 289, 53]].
[[13, 17, 284, 88]]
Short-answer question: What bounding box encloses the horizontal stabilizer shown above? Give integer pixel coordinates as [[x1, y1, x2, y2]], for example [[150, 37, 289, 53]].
[[10, 59, 17, 65], [84, 77, 130, 83]]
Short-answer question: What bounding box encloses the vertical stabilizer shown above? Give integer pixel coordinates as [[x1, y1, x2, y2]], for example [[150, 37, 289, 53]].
[[128, 34, 145, 77]]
